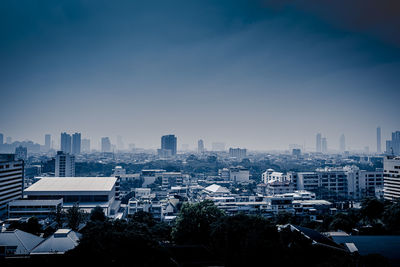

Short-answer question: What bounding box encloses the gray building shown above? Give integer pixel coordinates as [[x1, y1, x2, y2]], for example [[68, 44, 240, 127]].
[[72, 132, 81, 155], [55, 151, 75, 177], [60, 132, 72, 154], [161, 135, 177, 156], [45, 134, 51, 151], [383, 156, 400, 200], [101, 137, 111, 153]]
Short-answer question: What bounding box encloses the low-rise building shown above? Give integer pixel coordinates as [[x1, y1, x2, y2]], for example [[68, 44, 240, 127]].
[[8, 199, 62, 219]]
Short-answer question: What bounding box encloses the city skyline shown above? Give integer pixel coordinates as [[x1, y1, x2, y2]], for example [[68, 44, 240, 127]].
[[1, 1, 400, 150]]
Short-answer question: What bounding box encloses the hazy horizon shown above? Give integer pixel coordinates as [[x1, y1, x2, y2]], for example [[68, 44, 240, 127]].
[[1, 1, 399, 151]]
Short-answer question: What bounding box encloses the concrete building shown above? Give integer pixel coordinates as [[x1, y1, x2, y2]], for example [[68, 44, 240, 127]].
[[24, 177, 119, 216], [60, 132, 71, 154], [297, 172, 319, 192], [72, 132, 81, 155], [44, 134, 51, 151], [316, 133, 322, 153], [229, 148, 247, 158], [198, 139, 205, 153], [161, 172, 183, 190], [55, 151, 75, 177], [141, 169, 166, 187], [383, 156, 400, 200], [161, 135, 177, 156], [229, 166, 250, 184], [8, 199, 63, 218], [101, 137, 112, 153], [0, 154, 24, 216], [377, 127, 381, 154], [81, 138, 90, 153], [0, 133, 3, 145], [262, 169, 285, 184]]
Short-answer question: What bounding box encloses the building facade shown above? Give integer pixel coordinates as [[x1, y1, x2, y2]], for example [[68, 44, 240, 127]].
[[383, 156, 400, 200], [55, 151, 75, 177]]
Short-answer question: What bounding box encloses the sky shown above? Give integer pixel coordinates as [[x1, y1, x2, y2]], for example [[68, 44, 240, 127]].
[[1, 0, 399, 151]]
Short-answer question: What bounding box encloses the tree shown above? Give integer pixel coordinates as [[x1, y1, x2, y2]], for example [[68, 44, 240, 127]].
[[383, 201, 400, 234], [66, 204, 84, 231], [90, 206, 106, 222], [172, 200, 224, 245], [361, 198, 384, 223], [25, 217, 42, 235]]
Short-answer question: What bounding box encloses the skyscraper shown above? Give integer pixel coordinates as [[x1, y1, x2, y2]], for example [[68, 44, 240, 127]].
[[339, 134, 346, 152], [198, 139, 205, 153], [55, 151, 75, 177], [101, 137, 112, 153], [0, 133, 3, 145], [161, 135, 177, 156], [72, 132, 81, 155], [0, 154, 24, 216], [316, 133, 322, 153], [377, 127, 382, 154], [45, 134, 51, 151], [383, 156, 400, 200], [60, 132, 72, 154], [386, 131, 400, 155], [321, 137, 328, 154], [81, 138, 91, 153]]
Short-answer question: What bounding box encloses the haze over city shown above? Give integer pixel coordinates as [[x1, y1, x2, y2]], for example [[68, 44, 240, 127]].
[[1, 0, 400, 150]]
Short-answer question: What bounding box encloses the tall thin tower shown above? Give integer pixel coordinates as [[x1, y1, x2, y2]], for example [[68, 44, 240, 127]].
[[377, 127, 381, 154]]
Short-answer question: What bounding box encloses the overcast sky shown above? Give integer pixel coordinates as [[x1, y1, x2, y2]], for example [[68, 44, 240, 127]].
[[1, 0, 399, 151]]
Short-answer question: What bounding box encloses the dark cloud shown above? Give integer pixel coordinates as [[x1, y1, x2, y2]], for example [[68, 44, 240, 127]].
[[264, 0, 400, 47]]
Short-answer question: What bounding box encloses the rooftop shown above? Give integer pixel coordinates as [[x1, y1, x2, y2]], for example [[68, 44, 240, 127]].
[[25, 177, 117, 192]]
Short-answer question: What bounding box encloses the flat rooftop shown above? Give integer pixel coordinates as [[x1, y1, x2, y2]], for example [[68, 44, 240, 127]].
[[25, 177, 117, 192]]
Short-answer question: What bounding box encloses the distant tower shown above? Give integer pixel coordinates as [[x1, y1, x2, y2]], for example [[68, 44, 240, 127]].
[[316, 133, 322, 153], [81, 138, 91, 153], [72, 132, 81, 155], [45, 134, 51, 151], [377, 127, 381, 154], [321, 137, 328, 154], [339, 134, 346, 153], [198, 139, 204, 153], [60, 132, 72, 154], [101, 137, 111, 153], [161, 135, 177, 156], [0, 133, 3, 145]]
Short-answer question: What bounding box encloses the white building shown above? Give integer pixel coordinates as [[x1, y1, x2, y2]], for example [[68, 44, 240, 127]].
[[55, 151, 75, 177], [262, 169, 285, 184], [24, 177, 119, 216], [8, 199, 63, 219], [297, 172, 319, 191], [161, 172, 183, 190], [0, 154, 24, 216], [383, 156, 400, 200]]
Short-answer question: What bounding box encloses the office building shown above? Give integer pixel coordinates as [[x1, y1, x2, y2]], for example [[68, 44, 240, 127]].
[[0, 133, 3, 145], [60, 132, 72, 154], [383, 156, 400, 200], [161, 135, 177, 156], [377, 127, 381, 154], [321, 137, 328, 154], [316, 133, 322, 153], [339, 134, 345, 153], [0, 154, 24, 216], [229, 166, 250, 184], [386, 131, 400, 155], [198, 139, 205, 153], [81, 138, 90, 153], [45, 134, 51, 151], [15, 146, 27, 161], [229, 148, 247, 158], [72, 132, 81, 155], [101, 137, 111, 153], [55, 151, 75, 177], [24, 177, 119, 215]]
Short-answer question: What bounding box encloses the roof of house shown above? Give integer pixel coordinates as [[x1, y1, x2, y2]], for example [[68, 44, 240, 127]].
[[204, 184, 230, 194], [30, 229, 81, 255], [0, 229, 44, 255], [25, 177, 117, 192]]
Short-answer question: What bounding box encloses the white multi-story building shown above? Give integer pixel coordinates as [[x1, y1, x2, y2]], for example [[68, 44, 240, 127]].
[[55, 151, 75, 177], [0, 154, 24, 216], [161, 172, 183, 190], [262, 169, 285, 184], [383, 156, 400, 200], [297, 172, 319, 191]]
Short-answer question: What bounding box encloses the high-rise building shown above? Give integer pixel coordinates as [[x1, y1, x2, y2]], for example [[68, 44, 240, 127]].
[[386, 140, 393, 154], [0, 133, 3, 145], [15, 146, 27, 161], [197, 139, 205, 153], [321, 137, 328, 154], [60, 132, 72, 154], [101, 137, 112, 153], [72, 132, 81, 155], [377, 127, 381, 154], [81, 138, 91, 153], [161, 135, 177, 156], [339, 134, 346, 153], [385, 131, 400, 155], [0, 154, 24, 216], [229, 148, 247, 158], [316, 133, 322, 153], [45, 134, 51, 151], [383, 156, 400, 200], [55, 151, 75, 177]]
